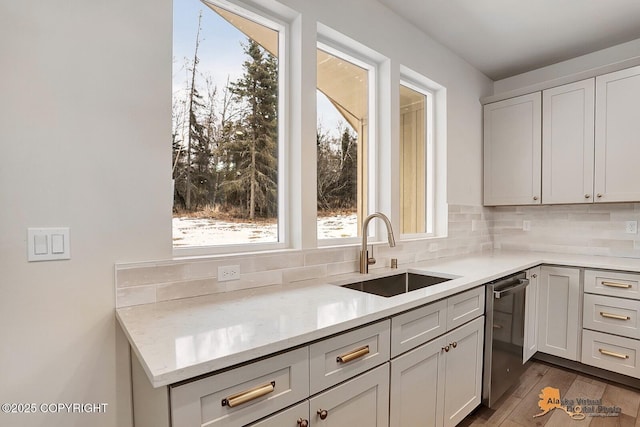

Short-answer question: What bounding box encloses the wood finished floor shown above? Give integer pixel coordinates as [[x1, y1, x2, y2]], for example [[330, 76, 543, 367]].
[[460, 361, 640, 426]]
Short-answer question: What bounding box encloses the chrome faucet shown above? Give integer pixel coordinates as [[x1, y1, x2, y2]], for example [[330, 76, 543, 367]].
[[360, 212, 396, 274]]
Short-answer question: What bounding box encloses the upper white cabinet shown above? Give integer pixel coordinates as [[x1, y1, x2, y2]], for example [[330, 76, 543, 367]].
[[594, 65, 640, 202], [483, 93, 542, 206], [542, 79, 595, 204], [484, 64, 640, 206]]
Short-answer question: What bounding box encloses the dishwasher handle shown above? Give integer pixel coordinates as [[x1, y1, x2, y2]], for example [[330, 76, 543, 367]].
[[493, 278, 529, 299]]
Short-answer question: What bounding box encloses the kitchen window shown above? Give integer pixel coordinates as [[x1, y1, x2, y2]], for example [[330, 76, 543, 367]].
[[316, 39, 377, 244], [399, 67, 446, 239], [171, 0, 288, 253]]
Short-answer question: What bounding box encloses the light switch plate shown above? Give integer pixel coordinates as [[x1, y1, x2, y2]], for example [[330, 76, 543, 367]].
[[625, 221, 638, 234], [27, 228, 71, 261]]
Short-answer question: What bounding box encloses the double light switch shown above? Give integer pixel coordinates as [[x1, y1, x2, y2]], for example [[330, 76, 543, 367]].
[[27, 228, 70, 261]]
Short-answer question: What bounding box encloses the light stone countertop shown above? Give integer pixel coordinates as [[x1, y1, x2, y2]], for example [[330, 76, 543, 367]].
[[116, 250, 640, 388]]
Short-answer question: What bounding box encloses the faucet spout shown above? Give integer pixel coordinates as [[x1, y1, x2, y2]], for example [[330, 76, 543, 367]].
[[360, 212, 396, 274]]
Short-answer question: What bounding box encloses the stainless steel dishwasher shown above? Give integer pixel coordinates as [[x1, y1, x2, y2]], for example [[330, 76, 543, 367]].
[[482, 271, 530, 408]]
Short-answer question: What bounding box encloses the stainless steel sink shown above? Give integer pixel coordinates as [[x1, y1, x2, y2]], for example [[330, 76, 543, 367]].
[[340, 272, 452, 297]]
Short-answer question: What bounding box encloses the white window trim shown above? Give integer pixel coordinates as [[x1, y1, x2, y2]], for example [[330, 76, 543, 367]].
[[173, 0, 292, 257]]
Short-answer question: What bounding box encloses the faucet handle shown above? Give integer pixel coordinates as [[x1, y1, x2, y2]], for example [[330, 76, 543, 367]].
[[367, 245, 376, 266]]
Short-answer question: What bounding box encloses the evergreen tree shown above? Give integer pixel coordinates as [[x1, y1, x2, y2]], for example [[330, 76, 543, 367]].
[[226, 39, 278, 219]]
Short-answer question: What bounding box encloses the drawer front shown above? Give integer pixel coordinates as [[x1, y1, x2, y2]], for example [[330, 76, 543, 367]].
[[171, 347, 309, 427], [581, 329, 640, 379], [585, 269, 640, 300], [390, 299, 447, 357], [447, 286, 485, 331], [309, 320, 390, 394], [583, 293, 640, 339]]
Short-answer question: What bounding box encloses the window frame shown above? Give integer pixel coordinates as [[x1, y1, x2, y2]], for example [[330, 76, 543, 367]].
[[172, 0, 291, 257], [315, 38, 378, 247], [398, 79, 435, 238], [398, 66, 447, 241]]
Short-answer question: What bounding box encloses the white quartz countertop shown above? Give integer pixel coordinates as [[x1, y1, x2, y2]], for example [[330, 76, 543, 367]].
[[116, 250, 640, 387]]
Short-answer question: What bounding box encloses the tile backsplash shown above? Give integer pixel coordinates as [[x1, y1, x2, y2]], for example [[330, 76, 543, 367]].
[[492, 203, 640, 258], [116, 202, 640, 307], [115, 204, 492, 307]]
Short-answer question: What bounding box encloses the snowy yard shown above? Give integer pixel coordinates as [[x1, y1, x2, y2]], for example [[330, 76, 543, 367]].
[[173, 213, 357, 246]]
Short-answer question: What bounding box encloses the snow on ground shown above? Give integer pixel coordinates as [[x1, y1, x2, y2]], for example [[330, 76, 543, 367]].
[[173, 213, 357, 246]]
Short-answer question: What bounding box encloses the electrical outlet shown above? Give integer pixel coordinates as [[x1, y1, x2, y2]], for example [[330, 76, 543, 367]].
[[625, 221, 638, 234], [218, 265, 240, 282], [522, 220, 531, 231]]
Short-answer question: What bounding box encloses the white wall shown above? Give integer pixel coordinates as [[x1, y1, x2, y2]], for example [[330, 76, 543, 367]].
[[0, 1, 172, 426], [0, 0, 490, 426], [493, 37, 640, 95]]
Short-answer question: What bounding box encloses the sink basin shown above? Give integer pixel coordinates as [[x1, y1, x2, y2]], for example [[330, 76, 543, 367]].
[[340, 272, 452, 297]]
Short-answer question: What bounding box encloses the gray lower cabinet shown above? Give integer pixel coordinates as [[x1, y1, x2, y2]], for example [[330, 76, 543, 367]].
[[132, 288, 485, 427], [389, 316, 484, 427], [249, 364, 390, 426], [581, 269, 640, 379], [536, 266, 581, 360], [309, 363, 389, 426]]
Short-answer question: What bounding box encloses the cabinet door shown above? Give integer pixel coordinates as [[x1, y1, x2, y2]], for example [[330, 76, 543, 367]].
[[484, 93, 541, 206], [390, 336, 445, 427], [523, 267, 540, 362], [442, 316, 484, 427], [595, 65, 640, 202], [537, 266, 581, 360], [542, 79, 595, 204], [310, 363, 389, 427], [248, 401, 309, 427]]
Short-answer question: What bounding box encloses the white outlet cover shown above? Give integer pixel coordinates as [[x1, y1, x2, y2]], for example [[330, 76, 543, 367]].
[[218, 265, 240, 282], [625, 221, 638, 234]]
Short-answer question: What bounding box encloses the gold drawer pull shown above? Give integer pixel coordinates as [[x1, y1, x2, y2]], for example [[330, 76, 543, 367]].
[[602, 281, 632, 289], [598, 349, 630, 360], [336, 345, 369, 363], [600, 311, 631, 321], [222, 381, 275, 407]]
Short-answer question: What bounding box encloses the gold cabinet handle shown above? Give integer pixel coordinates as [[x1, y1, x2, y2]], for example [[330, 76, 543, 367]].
[[336, 345, 369, 363], [599, 348, 629, 359], [451, 342, 458, 349], [442, 345, 450, 352], [585, 194, 591, 199], [600, 311, 631, 321], [221, 381, 275, 407], [597, 194, 603, 198], [533, 196, 539, 201], [297, 418, 309, 427], [317, 409, 328, 420], [602, 281, 632, 289]]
